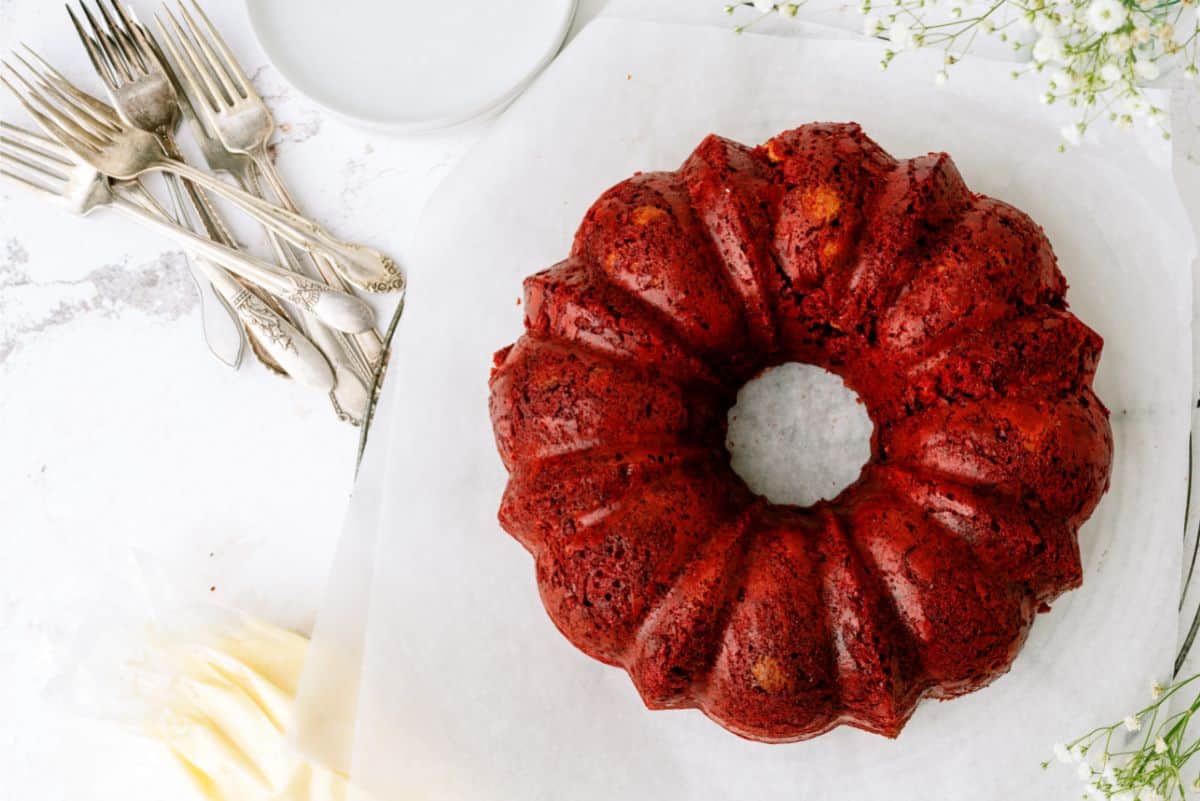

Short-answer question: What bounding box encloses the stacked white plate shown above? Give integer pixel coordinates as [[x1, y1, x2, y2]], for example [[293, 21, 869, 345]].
[[245, 0, 577, 133]]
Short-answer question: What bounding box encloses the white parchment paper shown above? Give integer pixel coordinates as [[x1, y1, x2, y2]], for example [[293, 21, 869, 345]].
[[297, 18, 1194, 801]]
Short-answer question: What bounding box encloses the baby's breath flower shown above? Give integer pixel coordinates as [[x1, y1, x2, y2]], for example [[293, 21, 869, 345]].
[[1060, 123, 1083, 146], [1107, 33, 1133, 54], [1040, 675, 1200, 801], [1124, 93, 1149, 116], [889, 19, 916, 48], [1134, 57, 1160, 81], [1087, 0, 1127, 33], [1050, 69, 1076, 89], [1034, 15, 1060, 36], [1034, 35, 1065, 63], [743, 0, 1195, 146]]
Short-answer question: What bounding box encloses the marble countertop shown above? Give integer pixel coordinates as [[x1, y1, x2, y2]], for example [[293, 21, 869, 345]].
[[0, 1, 603, 798], [4, 1, 1200, 799]]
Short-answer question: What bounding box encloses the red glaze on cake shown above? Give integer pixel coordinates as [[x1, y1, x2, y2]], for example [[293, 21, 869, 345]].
[[488, 123, 1113, 743]]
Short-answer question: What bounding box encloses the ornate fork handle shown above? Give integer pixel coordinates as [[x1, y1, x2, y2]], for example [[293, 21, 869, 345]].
[[249, 158, 385, 369], [205, 266, 333, 391], [112, 192, 375, 334], [122, 184, 334, 391], [158, 160, 404, 294]]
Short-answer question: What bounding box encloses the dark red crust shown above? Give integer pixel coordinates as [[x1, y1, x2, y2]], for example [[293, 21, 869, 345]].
[[488, 122, 1113, 742]]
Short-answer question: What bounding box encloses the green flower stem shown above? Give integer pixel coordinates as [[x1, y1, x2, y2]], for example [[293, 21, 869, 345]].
[[1046, 674, 1200, 799]]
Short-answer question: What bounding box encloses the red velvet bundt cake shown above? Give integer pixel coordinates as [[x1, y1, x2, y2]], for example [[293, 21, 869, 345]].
[[488, 122, 1113, 743]]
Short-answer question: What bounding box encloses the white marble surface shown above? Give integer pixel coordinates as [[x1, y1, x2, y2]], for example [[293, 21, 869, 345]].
[[0, 1, 607, 799], [1, 0, 1197, 799]]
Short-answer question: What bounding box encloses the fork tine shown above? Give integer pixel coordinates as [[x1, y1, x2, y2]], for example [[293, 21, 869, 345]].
[[185, 0, 250, 96], [0, 73, 97, 160], [0, 138, 73, 181], [78, 2, 132, 83], [115, 3, 166, 75], [96, 0, 147, 75], [66, 5, 118, 90], [9, 54, 118, 140], [175, 2, 240, 102], [0, 121, 77, 166], [155, 9, 221, 112], [20, 47, 121, 126], [20, 46, 122, 127], [13, 51, 120, 133], [0, 163, 61, 198], [0, 63, 108, 151]]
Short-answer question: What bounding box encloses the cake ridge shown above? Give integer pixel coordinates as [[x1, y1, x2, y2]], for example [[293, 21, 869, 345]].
[[570, 170, 752, 373], [832, 153, 978, 345], [522, 258, 725, 387], [681, 133, 782, 354], [627, 505, 756, 709]]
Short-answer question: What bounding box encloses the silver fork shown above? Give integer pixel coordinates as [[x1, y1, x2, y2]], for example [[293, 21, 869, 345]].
[[70, 4, 370, 421], [156, 0, 403, 303], [0, 112, 372, 334], [0, 121, 336, 391], [0, 52, 395, 296], [181, 87, 375, 423], [155, 1, 388, 366], [134, 7, 375, 422], [64, 1, 245, 368]]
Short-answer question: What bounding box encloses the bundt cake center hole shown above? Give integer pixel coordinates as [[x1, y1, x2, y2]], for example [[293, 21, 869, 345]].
[[725, 362, 873, 507]]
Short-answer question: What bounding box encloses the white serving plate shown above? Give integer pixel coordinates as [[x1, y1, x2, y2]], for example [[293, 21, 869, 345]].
[[244, 0, 577, 134]]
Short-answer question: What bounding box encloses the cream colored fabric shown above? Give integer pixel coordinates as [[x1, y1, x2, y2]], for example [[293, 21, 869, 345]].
[[147, 617, 351, 801]]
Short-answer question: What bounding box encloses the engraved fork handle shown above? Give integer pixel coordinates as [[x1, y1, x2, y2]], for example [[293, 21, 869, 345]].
[[250, 157, 385, 369], [109, 193, 375, 334], [159, 132, 356, 404], [123, 184, 334, 392], [218, 158, 374, 422], [154, 159, 400, 292], [161, 134, 238, 247]]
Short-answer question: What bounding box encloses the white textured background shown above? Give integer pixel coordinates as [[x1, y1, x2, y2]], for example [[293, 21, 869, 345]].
[[0, 1, 595, 798], [3, 1, 1200, 800]]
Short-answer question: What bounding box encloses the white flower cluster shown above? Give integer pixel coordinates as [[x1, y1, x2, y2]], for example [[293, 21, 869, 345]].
[[1020, 0, 1180, 144], [730, 0, 1197, 147], [1042, 676, 1200, 801]]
